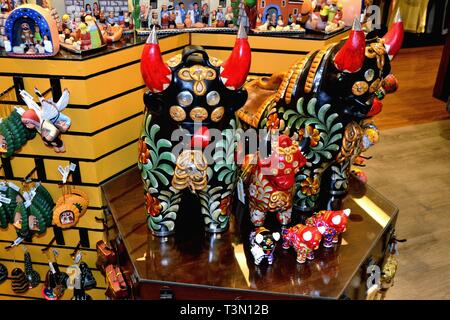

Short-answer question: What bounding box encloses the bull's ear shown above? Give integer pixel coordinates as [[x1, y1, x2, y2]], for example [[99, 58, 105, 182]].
[[317, 226, 326, 234], [255, 233, 264, 244], [272, 232, 280, 241]]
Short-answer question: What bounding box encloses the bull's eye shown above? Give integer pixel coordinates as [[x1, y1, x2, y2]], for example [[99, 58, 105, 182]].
[[206, 91, 220, 106], [365, 69, 375, 82], [177, 91, 193, 107]]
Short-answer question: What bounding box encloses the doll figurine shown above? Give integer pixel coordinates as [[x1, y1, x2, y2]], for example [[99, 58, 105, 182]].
[[168, 5, 176, 28], [43, 36, 52, 53], [282, 224, 325, 263], [175, 5, 183, 27], [79, 23, 91, 50], [224, 6, 234, 27], [140, 4, 149, 29], [107, 11, 116, 25], [247, 135, 307, 228], [249, 227, 280, 266], [179, 1, 186, 22], [20, 87, 71, 153], [124, 12, 133, 29], [85, 15, 102, 48], [201, 3, 209, 25], [184, 12, 192, 28], [186, 4, 195, 24], [216, 6, 225, 27], [255, 12, 262, 28], [160, 5, 169, 29], [118, 10, 125, 26], [305, 209, 351, 248], [276, 16, 284, 30], [193, 2, 201, 23], [210, 9, 217, 27], [150, 10, 160, 29]]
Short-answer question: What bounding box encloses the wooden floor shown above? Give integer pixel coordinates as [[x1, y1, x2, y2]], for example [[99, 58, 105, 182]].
[[363, 45, 449, 299], [376, 45, 449, 130]]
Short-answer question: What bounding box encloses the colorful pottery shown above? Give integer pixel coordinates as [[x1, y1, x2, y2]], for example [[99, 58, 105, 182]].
[[306, 209, 351, 248], [237, 16, 404, 215], [249, 227, 280, 265], [139, 25, 251, 236], [282, 224, 325, 263], [247, 134, 307, 228]]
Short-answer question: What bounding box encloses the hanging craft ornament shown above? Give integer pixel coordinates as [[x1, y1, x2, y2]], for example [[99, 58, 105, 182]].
[[79, 261, 97, 290], [0, 108, 36, 158], [0, 263, 8, 283], [11, 267, 29, 294], [23, 246, 40, 288], [53, 187, 89, 229], [42, 250, 68, 300], [20, 87, 71, 153]]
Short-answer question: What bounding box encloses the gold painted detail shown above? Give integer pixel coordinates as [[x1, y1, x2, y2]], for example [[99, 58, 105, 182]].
[[209, 56, 223, 67], [277, 144, 299, 164], [365, 40, 386, 69], [304, 45, 333, 93], [268, 190, 293, 212], [369, 78, 381, 93], [210, 106, 225, 122], [336, 122, 363, 163], [189, 107, 209, 121], [285, 53, 313, 104], [172, 150, 208, 191], [178, 65, 216, 96], [352, 81, 369, 96], [166, 54, 182, 68], [169, 105, 186, 121]]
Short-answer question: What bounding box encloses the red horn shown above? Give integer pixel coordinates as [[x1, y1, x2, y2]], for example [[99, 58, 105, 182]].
[[333, 18, 365, 73], [220, 23, 251, 90], [140, 26, 172, 93], [383, 8, 404, 60]]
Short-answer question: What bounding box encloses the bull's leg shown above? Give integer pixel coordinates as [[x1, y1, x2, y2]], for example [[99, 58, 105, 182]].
[[296, 247, 308, 264], [306, 250, 315, 260], [282, 229, 291, 250], [145, 186, 181, 237], [276, 207, 292, 228]]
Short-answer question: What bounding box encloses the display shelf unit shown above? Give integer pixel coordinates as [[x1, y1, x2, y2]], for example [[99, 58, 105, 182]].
[[0, 29, 350, 300]]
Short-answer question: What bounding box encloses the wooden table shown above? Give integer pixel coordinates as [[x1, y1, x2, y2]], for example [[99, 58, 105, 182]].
[[102, 166, 399, 300]]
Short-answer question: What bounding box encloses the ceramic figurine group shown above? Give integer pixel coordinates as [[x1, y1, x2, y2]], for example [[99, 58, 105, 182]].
[[1, 3, 60, 56], [138, 7, 404, 266], [139, 2, 236, 31]]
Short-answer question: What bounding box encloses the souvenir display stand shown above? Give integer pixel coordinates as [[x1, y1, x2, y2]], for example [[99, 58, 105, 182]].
[[0, 28, 368, 300], [103, 166, 398, 300]]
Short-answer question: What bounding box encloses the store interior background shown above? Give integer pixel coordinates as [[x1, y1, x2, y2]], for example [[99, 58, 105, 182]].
[[0, 0, 449, 299]]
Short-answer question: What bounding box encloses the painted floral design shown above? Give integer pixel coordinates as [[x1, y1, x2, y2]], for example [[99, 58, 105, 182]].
[[138, 139, 150, 164], [266, 113, 280, 130], [145, 193, 162, 217], [219, 195, 231, 215], [300, 176, 320, 196], [299, 125, 321, 147]]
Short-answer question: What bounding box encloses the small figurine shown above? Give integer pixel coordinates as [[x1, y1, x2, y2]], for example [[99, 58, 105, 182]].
[[85, 3, 92, 16], [193, 2, 201, 23], [168, 5, 176, 29], [247, 135, 307, 228], [210, 9, 217, 27], [268, 13, 277, 30], [124, 11, 133, 29], [93, 2, 100, 19], [1, 0, 8, 13], [216, 6, 225, 27], [288, 14, 294, 25], [201, 3, 209, 25], [79, 23, 91, 50], [139, 4, 149, 29], [3, 36, 11, 52], [255, 12, 262, 27], [175, 5, 183, 28], [186, 4, 195, 24], [184, 12, 192, 28], [249, 227, 280, 266], [20, 88, 71, 153], [107, 11, 116, 25], [282, 224, 325, 263], [306, 209, 351, 248], [118, 10, 125, 26], [224, 6, 234, 27], [276, 16, 284, 30], [179, 1, 186, 23], [160, 5, 169, 29], [150, 10, 160, 29]]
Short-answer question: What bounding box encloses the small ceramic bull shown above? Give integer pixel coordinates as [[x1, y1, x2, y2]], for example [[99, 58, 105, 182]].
[[306, 209, 351, 248], [249, 227, 281, 265], [282, 224, 325, 263]]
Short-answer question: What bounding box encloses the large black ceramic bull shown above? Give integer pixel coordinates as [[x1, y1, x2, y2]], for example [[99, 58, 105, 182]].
[[237, 13, 404, 215], [138, 26, 250, 236]]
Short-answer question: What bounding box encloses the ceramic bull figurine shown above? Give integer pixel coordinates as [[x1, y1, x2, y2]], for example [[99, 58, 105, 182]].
[[282, 223, 325, 264], [306, 208, 351, 248], [139, 25, 251, 236], [249, 227, 280, 265], [237, 13, 403, 216], [246, 134, 307, 228]]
